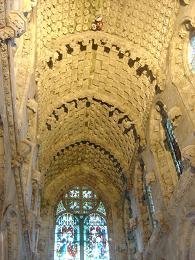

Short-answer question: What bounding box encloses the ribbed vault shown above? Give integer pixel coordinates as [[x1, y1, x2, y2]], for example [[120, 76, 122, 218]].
[[37, 0, 179, 69], [36, 0, 180, 195], [43, 165, 122, 209]]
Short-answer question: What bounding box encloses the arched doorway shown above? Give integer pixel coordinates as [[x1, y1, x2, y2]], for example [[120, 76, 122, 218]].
[[54, 186, 110, 260]]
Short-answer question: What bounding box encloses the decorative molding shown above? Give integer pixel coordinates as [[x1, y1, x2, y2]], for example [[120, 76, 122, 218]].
[[0, 11, 26, 42]]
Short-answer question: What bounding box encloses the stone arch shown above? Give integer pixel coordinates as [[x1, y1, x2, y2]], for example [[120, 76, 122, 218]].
[[39, 166, 128, 260]]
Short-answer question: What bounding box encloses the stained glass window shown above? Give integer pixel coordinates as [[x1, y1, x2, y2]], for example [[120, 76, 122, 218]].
[[54, 187, 110, 260], [84, 214, 109, 260], [157, 103, 183, 177], [54, 214, 80, 260], [189, 35, 195, 72]]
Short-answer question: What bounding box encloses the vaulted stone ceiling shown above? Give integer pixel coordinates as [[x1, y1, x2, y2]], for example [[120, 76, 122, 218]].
[[36, 0, 180, 194]]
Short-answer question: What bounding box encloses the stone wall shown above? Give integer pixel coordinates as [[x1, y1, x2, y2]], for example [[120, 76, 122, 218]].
[[0, 0, 195, 260]]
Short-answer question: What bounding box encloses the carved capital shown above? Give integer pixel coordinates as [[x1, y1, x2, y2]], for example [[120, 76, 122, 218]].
[[182, 145, 195, 168], [0, 11, 26, 42]]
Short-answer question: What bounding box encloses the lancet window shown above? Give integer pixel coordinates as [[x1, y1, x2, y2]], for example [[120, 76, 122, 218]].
[[157, 103, 183, 177], [54, 187, 110, 260]]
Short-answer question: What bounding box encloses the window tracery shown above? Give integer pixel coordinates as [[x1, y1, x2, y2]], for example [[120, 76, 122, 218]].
[[188, 35, 195, 72], [54, 187, 110, 260], [157, 103, 183, 177]]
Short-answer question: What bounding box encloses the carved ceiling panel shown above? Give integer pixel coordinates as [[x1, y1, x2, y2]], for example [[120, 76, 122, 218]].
[[35, 0, 180, 193], [37, 0, 179, 69]]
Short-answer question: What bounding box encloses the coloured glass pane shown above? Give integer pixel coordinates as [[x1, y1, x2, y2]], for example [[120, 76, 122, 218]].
[[83, 201, 94, 212], [97, 202, 106, 215], [84, 213, 110, 260], [54, 213, 80, 260], [83, 189, 97, 199], [55, 187, 110, 260], [56, 200, 66, 215]]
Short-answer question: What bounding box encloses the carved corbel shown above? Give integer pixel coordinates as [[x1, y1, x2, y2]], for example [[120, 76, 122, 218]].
[[0, 11, 26, 42], [182, 145, 195, 169]]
